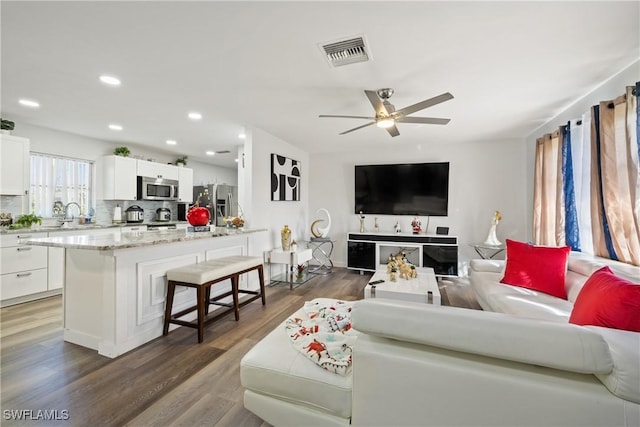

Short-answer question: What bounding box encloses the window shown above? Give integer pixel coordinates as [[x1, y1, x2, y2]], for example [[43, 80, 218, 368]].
[[30, 153, 93, 218]]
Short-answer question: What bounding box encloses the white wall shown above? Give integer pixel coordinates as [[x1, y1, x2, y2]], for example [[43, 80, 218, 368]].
[[309, 139, 528, 273], [242, 127, 309, 254], [523, 60, 640, 241]]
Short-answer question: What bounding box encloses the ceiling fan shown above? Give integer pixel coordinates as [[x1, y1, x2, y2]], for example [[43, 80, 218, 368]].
[[319, 88, 453, 137]]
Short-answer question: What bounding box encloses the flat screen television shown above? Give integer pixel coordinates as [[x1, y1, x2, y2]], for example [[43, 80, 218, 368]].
[[354, 162, 449, 216]]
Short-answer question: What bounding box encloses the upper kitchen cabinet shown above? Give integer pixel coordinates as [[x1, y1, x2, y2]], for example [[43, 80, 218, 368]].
[[97, 155, 137, 200], [137, 159, 179, 181], [178, 167, 193, 203], [0, 135, 30, 196]]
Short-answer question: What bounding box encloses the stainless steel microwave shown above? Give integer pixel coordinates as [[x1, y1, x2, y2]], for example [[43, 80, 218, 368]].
[[136, 176, 179, 201]]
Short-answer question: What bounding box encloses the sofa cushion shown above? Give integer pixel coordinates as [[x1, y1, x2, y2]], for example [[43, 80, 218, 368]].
[[569, 267, 640, 332], [589, 326, 640, 404], [568, 251, 640, 283], [565, 270, 589, 303], [352, 299, 613, 374], [500, 239, 570, 299], [240, 298, 354, 419], [470, 269, 573, 321]]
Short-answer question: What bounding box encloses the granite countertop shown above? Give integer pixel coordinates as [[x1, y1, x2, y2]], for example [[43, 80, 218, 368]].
[[0, 221, 188, 235], [24, 227, 267, 250]]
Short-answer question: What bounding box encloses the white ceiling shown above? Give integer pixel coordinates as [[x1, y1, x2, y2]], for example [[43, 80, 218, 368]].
[[2, 1, 638, 169]]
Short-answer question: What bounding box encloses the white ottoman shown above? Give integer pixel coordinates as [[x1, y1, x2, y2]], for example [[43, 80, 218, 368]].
[[240, 298, 354, 426]]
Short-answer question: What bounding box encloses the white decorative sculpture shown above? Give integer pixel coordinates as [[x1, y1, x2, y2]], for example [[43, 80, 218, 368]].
[[484, 211, 503, 246], [310, 208, 331, 238]]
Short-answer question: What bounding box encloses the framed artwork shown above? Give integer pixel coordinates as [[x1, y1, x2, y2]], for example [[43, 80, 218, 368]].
[[271, 153, 300, 201]]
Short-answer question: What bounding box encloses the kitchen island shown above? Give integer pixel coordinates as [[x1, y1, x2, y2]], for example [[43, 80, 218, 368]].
[[26, 227, 268, 358]]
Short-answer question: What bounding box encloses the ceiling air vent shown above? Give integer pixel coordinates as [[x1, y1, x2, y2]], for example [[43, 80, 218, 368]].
[[321, 36, 369, 68]]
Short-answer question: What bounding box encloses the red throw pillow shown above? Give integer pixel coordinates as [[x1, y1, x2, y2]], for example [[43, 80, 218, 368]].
[[500, 239, 570, 299], [569, 266, 640, 332]]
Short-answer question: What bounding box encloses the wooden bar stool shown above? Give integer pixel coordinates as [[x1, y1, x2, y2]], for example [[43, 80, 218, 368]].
[[163, 255, 265, 343]]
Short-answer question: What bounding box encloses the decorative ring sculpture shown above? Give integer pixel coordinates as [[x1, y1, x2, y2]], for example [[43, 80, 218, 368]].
[[310, 208, 331, 238]]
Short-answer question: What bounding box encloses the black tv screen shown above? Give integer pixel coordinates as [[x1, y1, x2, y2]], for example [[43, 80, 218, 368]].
[[355, 162, 449, 216]]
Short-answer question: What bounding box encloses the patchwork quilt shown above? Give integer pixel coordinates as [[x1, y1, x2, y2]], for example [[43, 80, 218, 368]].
[[284, 299, 357, 376]]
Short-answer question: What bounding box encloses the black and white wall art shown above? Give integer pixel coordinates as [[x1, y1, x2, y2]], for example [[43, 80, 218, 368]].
[[271, 153, 300, 201]]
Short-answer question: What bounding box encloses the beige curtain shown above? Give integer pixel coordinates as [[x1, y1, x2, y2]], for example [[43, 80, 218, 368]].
[[597, 90, 640, 265], [533, 133, 562, 246], [532, 137, 544, 244], [590, 106, 609, 258], [533, 83, 639, 266], [553, 129, 566, 246]]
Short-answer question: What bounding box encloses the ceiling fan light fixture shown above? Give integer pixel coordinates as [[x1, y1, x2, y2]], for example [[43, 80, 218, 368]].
[[376, 118, 395, 128]]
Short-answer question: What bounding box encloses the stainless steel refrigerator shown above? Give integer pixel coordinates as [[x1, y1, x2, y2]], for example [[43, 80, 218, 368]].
[[192, 184, 238, 226], [213, 184, 238, 226]]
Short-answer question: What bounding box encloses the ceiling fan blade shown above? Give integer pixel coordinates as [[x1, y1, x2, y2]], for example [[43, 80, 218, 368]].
[[319, 114, 376, 120], [339, 121, 376, 135], [386, 124, 400, 137], [365, 90, 389, 116], [396, 117, 451, 125], [394, 92, 454, 117]]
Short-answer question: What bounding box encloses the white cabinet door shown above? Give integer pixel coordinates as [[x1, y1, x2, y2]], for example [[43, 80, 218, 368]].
[[1, 231, 49, 302], [178, 167, 193, 203], [98, 155, 137, 200], [136, 159, 179, 180], [0, 135, 29, 196], [1, 268, 48, 300]]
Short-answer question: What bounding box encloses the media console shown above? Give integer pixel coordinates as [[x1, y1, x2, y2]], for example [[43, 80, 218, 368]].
[[347, 232, 458, 277]]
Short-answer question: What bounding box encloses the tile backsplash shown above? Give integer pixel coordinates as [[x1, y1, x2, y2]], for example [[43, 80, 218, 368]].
[[1, 196, 182, 225], [0, 195, 25, 220], [98, 200, 181, 224]]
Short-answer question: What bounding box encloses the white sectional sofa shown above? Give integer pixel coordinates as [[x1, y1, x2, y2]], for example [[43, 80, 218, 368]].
[[240, 252, 640, 426]]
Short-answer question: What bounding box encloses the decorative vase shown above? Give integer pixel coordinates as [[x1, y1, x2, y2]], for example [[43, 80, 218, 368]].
[[281, 225, 292, 251]]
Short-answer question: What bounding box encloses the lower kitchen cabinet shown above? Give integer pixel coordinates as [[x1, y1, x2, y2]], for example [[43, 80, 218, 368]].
[[1, 232, 50, 306], [1, 227, 123, 307], [2, 268, 48, 301]]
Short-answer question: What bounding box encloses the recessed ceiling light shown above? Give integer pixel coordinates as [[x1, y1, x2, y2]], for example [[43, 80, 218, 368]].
[[18, 99, 40, 108], [238, 133, 246, 139], [108, 124, 123, 131], [206, 151, 215, 156], [166, 139, 177, 145], [99, 75, 121, 86], [188, 112, 202, 120]]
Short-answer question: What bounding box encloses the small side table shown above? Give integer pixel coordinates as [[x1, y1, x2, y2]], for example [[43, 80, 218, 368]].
[[471, 243, 505, 259], [306, 237, 335, 275], [264, 247, 313, 290]]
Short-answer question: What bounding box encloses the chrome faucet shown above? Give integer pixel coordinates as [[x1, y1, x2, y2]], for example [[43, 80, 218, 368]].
[[63, 202, 82, 220]]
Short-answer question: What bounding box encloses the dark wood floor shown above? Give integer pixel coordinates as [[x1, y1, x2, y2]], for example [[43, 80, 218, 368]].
[[0, 268, 481, 427]]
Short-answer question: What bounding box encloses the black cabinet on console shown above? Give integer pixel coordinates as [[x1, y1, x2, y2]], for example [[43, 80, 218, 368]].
[[423, 245, 458, 276], [347, 241, 376, 271], [347, 232, 458, 276]]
